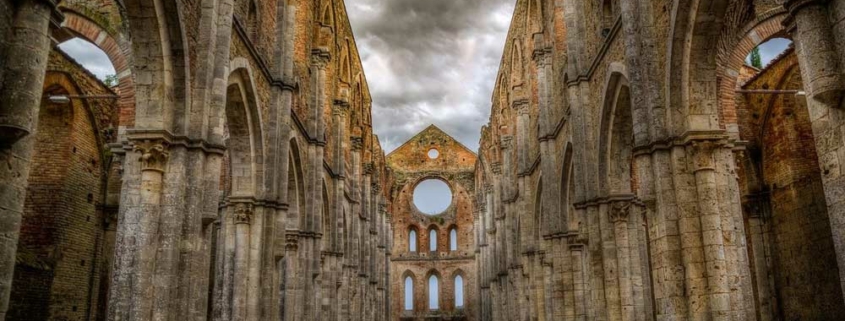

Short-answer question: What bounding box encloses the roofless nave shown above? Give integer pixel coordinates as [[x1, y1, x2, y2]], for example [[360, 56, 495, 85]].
[[2, 0, 845, 320]]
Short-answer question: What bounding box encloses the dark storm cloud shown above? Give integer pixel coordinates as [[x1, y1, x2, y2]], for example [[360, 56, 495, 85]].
[[347, 0, 514, 152]]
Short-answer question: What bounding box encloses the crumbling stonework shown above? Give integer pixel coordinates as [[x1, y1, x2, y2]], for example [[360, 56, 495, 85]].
[[474, 0, 845, 320], [0, 0, 391, 320], [3, 0, 845, 320], [386, 125, 478, 321]]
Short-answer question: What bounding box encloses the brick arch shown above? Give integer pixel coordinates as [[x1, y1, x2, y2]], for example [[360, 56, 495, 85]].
[[716, 12, 789, 136], [59, 10, 136, 129]]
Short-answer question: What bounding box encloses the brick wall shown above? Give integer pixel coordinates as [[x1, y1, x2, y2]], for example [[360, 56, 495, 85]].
[[8, 50, 117, 321]]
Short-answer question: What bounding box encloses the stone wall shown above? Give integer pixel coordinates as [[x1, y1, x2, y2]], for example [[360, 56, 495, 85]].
[[387, 125, 478, 320]]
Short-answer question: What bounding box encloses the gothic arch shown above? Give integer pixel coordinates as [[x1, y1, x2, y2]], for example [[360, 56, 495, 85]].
[[598, 65, 634, 195], [225, 65, 266, 198], [716, 12, 789, 135], [57, 10, 136, 128], [559, 142, 573, 230], [287, 137, 306, 230], [122, 0, 189, 131]]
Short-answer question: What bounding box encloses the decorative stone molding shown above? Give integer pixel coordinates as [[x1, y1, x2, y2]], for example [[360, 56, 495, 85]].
[[363, 162, 374, 175], [332, 102, 349, 116], [500, 136, 513, 150], [609, 200, 632, 223], [689, 140, 724, 172], [511, 98, 529, 115], [350, 136, 364, 151], [233, 203, 254, 225], [566, 232, 588, 250], [310, 49, 332, 69], [285, 233, 299, 250], [133, 139, 169, 173]]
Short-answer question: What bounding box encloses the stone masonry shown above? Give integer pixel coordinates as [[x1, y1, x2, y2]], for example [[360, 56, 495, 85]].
[[3, 0, 845, 320]]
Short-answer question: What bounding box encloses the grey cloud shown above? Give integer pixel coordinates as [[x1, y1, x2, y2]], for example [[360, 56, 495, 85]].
[[348, 0, 514, 152], [58, 38, 115, 81]]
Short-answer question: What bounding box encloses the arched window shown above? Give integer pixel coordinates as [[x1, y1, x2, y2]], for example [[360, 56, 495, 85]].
[[449, 228, 458, 251], [404, 276, 414, 311], [409, 229, 417, 252], [429, 275, 439, 310], [454, 275, 464, 308], [429, 229, 437, 252]]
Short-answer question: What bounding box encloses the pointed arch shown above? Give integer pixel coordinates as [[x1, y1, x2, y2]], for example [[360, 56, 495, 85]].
[[408, 226, 419, 252], [287, 137, 306, 230], [449, 226, 458, 252], [598, 64, 633, 195], [426, 270, 442, 310], [510, 41, 524, 86], [122, 0, 188, 130], [225, 64, 266, 198]]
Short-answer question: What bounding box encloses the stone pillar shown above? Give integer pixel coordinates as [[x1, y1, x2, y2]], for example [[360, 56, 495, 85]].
[[282, 233, 299, 321], [567, 233, 588, 321], [742, 194, 776, 321], [0, 1, 61, 318], [784, 0, 842, 105], [232, 203, 253, 321], [686, 139, 750, 320]]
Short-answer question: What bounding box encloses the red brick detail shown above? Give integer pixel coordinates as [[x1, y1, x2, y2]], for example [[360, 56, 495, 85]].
[[716, 14, 788, 131], [62, 12, 136, 127]]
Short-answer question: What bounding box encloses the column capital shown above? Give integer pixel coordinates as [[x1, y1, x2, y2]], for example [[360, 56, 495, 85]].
[[133, 139, 169, 173], [491, 162, 502, 174], [311, 48, 332, 69], [609, 200, 632, 223], [233, 203, 254, 225], [332, 102, 349, 117], [688, 139, 726, 172], [499, 136, 513, 150], [285, 233, 299, 250], [511, 98, 530, 115], [350, 136, 364, 151]]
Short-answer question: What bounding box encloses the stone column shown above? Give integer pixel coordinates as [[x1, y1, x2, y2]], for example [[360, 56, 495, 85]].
[[610, 201, 635, 321], [784, 0, 842, 105], [282, 233, 299, 321], [743, 194, 775, 321], [232, 203, 253, 320], [567, 233, 588, 321], [688, 140, 732, 320], [0, 1, 61, 318]]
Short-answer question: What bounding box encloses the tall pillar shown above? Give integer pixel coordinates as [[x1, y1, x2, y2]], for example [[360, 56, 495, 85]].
[[784, 0, 842, 105], [0, 1, 61, 318]]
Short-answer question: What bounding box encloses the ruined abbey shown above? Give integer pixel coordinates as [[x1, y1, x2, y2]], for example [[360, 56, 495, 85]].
[[2, 0, 845, 320]]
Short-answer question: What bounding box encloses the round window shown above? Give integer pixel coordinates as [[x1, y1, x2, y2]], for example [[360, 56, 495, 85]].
[[413, 179, 452, 215], [427, 148, 439, 159]]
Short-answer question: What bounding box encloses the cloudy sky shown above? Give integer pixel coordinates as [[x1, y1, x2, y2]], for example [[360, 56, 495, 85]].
[[346, 0, 514, 153]]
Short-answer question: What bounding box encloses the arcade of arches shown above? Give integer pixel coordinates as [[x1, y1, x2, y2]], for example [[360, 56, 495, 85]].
[[2, 0, 845, 320]]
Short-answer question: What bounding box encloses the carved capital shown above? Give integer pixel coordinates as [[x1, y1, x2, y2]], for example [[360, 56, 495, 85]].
[[566, 233, 588, 249], [689, 140, 724, 172], [350, 136, 364, 151], [511, 98, 530, 115], [133, 139, 169, 172], [363, 162, 374, 175], [332, 102, 349, 117], [311, 49, 332, 69], [285, 233, 299, 250], [609, 200, 631, 223], [233, 203, 254, 225], [500, 136, 513, 150], [491, 162, 502, 174]]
